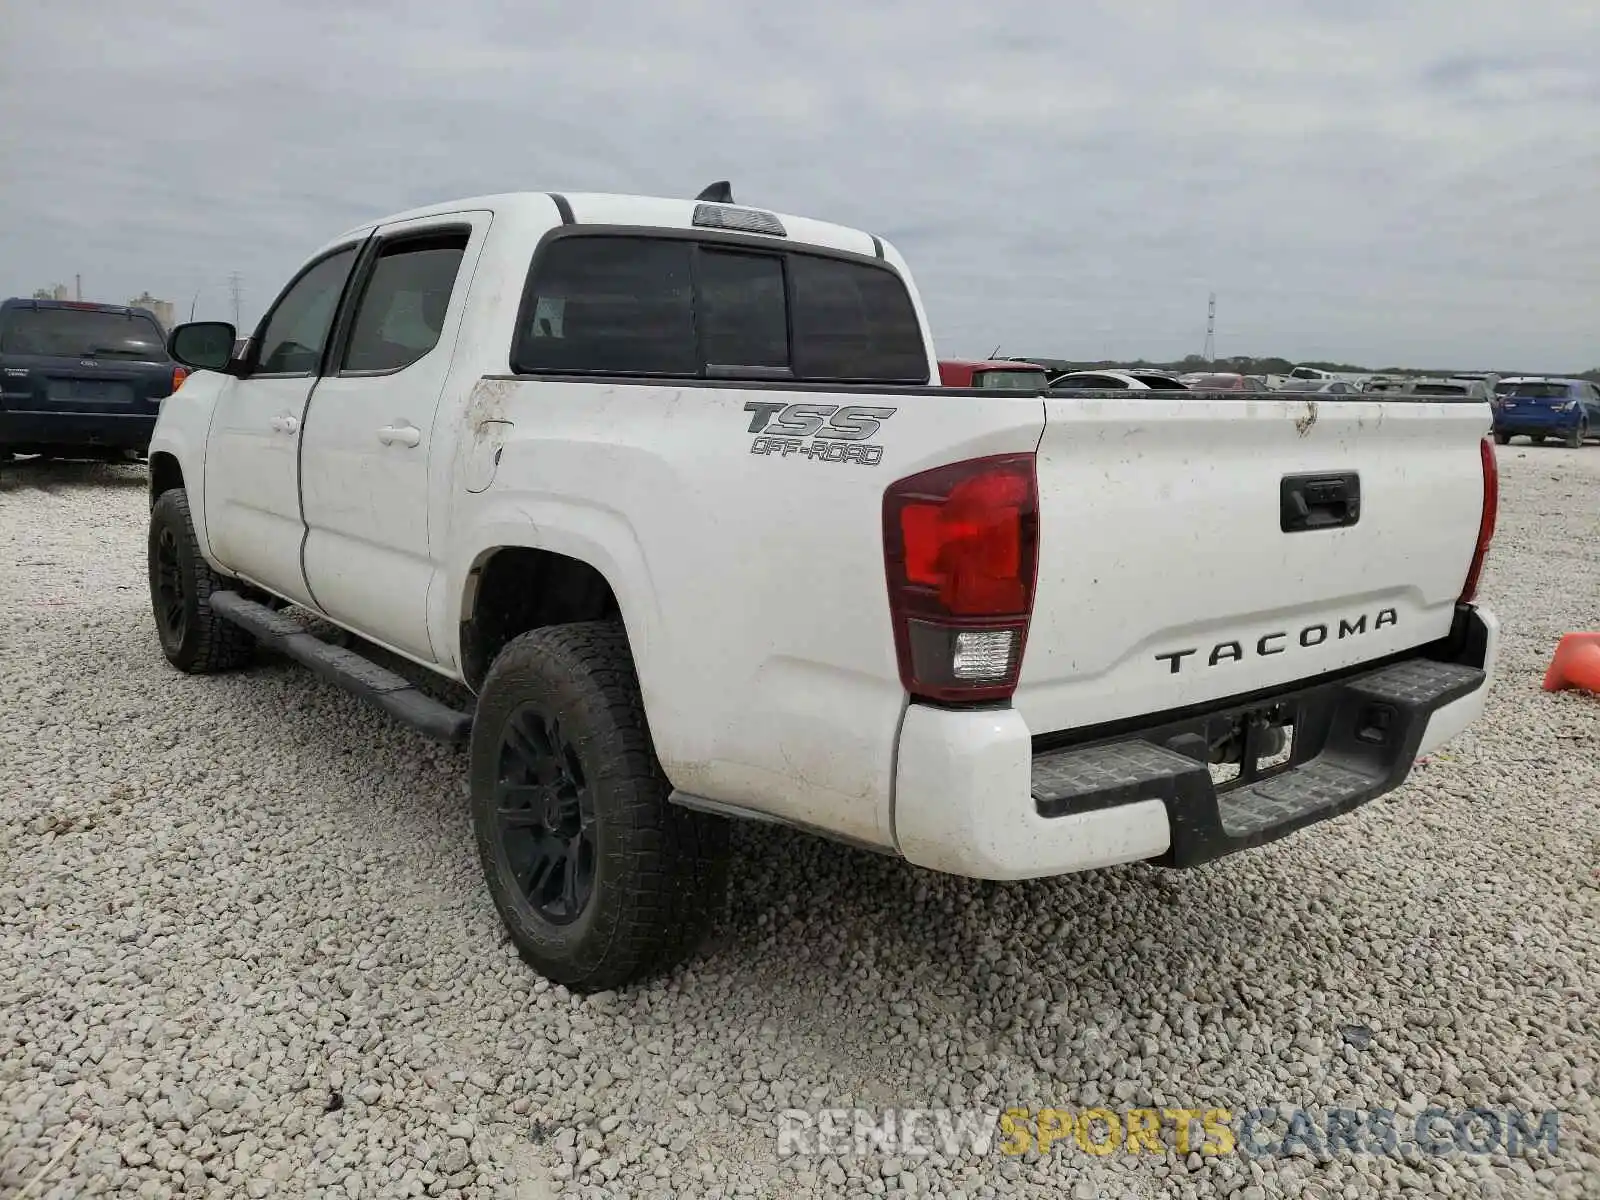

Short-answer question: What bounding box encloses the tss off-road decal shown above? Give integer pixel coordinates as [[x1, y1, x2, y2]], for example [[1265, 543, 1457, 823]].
[[743, 401, 896, 466]]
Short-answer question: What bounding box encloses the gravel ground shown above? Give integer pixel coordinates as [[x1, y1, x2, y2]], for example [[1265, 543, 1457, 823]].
[[1, 448, 1596, 1200]]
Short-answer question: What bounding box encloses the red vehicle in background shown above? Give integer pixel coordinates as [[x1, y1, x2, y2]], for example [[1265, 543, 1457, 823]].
[[938, 359, 1050, 389], [1176, 371, 1268, 392]]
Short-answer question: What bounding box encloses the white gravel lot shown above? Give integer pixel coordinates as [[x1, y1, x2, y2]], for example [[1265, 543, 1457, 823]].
[[1, 448, 1596, 1200]]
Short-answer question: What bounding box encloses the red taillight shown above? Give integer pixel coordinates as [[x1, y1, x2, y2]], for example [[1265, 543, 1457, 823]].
[[883, 453, 1039, 703], [1460, 435, 1498, 603], [171, 366, 190, 393]]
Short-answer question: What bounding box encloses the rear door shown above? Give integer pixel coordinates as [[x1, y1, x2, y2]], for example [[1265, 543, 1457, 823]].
[[0, 304, 174, 416], [1016, 391, 1492, 735], [299, 213, 487, 662], [202, 244, 363, 606]]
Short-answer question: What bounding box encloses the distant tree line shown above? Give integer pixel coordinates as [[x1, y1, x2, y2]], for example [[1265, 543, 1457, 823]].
[[1014, 353, 1600, 384]]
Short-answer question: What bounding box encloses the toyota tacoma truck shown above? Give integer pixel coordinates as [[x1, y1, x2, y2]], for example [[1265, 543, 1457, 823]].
[[147, 185, 1501, 991]]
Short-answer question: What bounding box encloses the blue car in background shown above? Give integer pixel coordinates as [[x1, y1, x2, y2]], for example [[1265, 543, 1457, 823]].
[[0, 297, 186, 462], [1491, 377, 1600, 448]]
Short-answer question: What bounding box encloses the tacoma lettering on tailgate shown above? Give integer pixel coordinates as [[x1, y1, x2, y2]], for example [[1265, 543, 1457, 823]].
[[1155, 608, 1399, 674]]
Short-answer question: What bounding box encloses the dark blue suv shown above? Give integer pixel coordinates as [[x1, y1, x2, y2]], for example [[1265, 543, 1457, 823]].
[[1492, 377, 1600, 448], [0, 298, 186, 461]]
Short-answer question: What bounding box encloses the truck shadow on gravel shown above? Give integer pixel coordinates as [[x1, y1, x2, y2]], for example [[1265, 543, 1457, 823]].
[[701, 820, 1326, 1041]]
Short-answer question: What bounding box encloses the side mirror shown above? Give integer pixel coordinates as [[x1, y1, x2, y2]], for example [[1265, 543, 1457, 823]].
[[168, 321, 237, 372]]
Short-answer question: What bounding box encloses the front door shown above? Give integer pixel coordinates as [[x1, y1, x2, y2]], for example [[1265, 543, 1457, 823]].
[[299, 215, 486, 662], [202, 244, 362, 606]]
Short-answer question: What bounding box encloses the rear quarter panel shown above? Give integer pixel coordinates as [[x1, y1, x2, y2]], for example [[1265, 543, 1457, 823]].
[[450, 378, 1045, 847]]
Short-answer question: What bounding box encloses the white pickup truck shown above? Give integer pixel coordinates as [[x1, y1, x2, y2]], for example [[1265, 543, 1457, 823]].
[[149, 185, 1501, 991]]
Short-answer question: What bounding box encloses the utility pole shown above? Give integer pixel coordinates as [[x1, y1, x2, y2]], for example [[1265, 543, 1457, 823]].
[[75, 274, 82, 302], [227, 272, 243, 327], [1201, 293, 1216, 364]]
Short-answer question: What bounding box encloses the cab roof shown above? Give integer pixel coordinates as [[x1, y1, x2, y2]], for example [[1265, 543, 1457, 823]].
[[333, 190, 884, 261]]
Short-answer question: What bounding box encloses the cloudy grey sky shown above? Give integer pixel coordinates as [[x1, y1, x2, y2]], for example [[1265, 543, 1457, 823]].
[[3, 0, 1596, 370]]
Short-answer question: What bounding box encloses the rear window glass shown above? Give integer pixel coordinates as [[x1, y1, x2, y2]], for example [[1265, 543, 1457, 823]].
[[1411, 383, 1469, 396], [786, 253, 927, 383], [1133, 375, 1190, 391], [974, 369, 1046, 390], [0, 307, 167, 360], [1503, 382, 1569, 398], [697, 249, 789, 372], [515, 237, 698, 377], [512, 235, 928, 383]]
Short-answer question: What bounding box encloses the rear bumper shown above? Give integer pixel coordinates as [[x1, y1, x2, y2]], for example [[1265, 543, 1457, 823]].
[[1494, 410, 1582, 434], [0, 409, 157, 451], [892, 603, 1498, 880]]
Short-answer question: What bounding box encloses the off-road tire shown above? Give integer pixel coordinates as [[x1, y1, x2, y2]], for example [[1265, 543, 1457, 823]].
[[148, 488, 255, 673], [470, 621, 730, 992]]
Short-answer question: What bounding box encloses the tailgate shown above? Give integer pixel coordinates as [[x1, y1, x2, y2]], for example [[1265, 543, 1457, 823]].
[[1016, 393, 1491, 735]]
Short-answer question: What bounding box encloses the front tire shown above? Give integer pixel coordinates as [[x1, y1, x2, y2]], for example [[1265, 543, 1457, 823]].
[[470, 622, 730, 992], [148, 488, 255, 673]]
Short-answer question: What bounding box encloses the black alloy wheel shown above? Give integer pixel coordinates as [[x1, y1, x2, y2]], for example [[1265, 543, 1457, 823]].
[[493, 702, 597, 925], [153, 524, 189, 648]]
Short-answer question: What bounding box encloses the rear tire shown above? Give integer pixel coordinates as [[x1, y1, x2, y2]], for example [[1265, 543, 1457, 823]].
[[1492, 431, 1511, 445], [470, 622, 730, 992], [148, 488, 256, 673], [1566, 423, 1586, 449]]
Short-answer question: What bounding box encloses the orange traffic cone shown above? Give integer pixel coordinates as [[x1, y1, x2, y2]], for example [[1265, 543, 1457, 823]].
[[1542, 632, 1600, 693]]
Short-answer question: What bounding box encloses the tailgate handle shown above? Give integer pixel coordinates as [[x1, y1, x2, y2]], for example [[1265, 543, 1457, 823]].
[[1280, 472, 1360, 532]]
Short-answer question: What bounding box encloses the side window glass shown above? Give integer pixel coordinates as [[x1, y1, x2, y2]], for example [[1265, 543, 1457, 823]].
[[788, 254, 928, 383], [513, 237, 696, 376], [697, 249, 788, 372], [342, 234, 469, 374], [254, 247, 358, 376]]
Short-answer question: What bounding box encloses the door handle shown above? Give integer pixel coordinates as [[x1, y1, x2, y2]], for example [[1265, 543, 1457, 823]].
[[377, 423, 421, 448], [269, 414, 299, 435]]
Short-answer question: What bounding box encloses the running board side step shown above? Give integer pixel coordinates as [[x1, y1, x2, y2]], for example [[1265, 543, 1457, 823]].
[[208, 591, 473, 744]]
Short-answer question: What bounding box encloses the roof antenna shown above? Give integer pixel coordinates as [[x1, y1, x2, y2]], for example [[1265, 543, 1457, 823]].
[[989, 344, 1002, 359], [695, 181, 734, 204]]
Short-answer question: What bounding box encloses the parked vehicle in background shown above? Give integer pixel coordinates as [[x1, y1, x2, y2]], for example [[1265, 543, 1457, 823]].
[[1403, 377, 1492, 401], [1491, 377, 1599, 447], [1279, 378, 1360, 395], [0, 298, 186, 460], [1175, 372, 1266, 393], [149, 186, 1499, 991], [1049, 369, 1189, 390], [1448, 371, 1500, 396], [937, 359, 1049, 389], [1363, 374, 1408, 394], [1286, 365, 1371, 388]]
